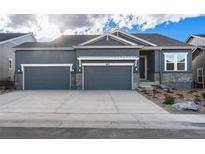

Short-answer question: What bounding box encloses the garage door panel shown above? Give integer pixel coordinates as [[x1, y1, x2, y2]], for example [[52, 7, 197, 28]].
[[84, 66, 132, 90], [24, 66, 70, 90]]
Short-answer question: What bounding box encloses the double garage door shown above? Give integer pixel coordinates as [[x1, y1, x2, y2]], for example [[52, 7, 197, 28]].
[[24, 66, 71, 90], [23, 65, 132, 90], [84, 66, 132, 90]]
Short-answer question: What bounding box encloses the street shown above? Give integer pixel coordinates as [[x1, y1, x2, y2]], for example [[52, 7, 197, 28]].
[[1, 127, 205, 139]]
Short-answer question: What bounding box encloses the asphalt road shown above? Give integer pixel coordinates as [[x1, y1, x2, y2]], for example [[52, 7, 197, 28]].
[[0, 127, 205, 139]]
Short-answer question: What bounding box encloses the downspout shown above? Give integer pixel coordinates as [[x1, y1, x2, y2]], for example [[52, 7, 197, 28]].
[[159, 48, 163, 85]]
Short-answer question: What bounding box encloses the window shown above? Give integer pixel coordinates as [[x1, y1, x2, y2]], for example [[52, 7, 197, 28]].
[[9, 58, 12, 70], [197, 68, 204, 83], [164, 53, 187, 71]]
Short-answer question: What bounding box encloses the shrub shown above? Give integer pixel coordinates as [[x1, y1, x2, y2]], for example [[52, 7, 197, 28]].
[[201, 92, 205, 99], [194, 96, 201, 103], [172, 87, 177, 90], [163, 94, 175, 105]]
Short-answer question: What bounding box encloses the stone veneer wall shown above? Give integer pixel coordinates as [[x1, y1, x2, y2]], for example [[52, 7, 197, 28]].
[[76, 73, 82, 90], [15, 73, 23, 90], [161, 72, 193, 89], [133, 72, 139, 89], [71, 72, 76, 89]]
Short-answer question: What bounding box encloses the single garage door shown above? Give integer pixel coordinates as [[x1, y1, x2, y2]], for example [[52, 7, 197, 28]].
[[24, 66, 71, 90], [84, 66, 132, 90]]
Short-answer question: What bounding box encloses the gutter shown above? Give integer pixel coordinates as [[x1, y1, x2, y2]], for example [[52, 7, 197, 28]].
[[13, 45, 194, 51], [14, 47, 74, 51], [159, 48, 163, 85]]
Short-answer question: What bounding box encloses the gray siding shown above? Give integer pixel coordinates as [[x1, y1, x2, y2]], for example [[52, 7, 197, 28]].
[[76, 48, 139, 56], [193, 54, 205, 82], [0, 35, 35, 82], [87, 37, 126, 46], [188, 37, 205, 46], [113, 33, 149, 46], [15, 50, 76, 71]]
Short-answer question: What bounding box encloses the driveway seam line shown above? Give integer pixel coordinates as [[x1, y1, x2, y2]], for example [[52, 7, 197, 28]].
[[108, 91, 120, 113]]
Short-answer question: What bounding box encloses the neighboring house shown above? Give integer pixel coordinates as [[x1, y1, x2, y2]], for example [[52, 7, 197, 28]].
[[0, 33, 36, 85], [186, 34, 205, 87], [14, 30, 193, 90]]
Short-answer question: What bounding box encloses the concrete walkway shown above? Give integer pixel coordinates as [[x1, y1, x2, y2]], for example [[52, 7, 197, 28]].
[[0, 91, 205, 130]]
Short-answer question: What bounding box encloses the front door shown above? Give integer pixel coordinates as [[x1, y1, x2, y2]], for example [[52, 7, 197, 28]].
[[139, 56, 147, 80]]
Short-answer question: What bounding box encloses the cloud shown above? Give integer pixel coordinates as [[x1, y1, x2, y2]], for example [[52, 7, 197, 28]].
[[7, 14, 38, 28], [0, 14, 201, 41]]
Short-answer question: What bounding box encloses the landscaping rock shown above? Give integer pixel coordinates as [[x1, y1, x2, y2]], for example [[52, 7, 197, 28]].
[[172, 101, 199, 111], [159, 84, 168, 90]]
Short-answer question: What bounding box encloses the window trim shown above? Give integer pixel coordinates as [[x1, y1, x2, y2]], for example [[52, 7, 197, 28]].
[[164, 52, 188, 72]]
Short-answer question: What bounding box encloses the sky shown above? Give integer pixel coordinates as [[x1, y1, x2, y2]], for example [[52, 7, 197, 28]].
[[0, 14, 205, 42]]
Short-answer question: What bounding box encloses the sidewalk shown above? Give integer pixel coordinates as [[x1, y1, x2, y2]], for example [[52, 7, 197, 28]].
[[0, 112, 205, 130]]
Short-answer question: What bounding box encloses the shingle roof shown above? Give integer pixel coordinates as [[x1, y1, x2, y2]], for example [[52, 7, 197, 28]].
[[132, 33, 189, 46], [15, 33, 190, 48], [0, 33, 29, 42], [52, 35, 99, 47]]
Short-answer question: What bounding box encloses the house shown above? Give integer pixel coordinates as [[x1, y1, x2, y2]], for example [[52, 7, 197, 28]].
[[14, 30, 193, 90], [186, 34, 205, 87], [0, 33, 36, 85]]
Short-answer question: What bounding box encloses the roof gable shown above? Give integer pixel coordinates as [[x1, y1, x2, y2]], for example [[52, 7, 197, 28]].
[[112, 30, 157, 46], [186, 34, 205, 44], [85, 37, 128, 46], [79, 34, 138, 46]]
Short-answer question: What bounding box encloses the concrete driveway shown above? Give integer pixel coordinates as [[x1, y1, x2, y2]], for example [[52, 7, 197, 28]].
[[0, 90, 166, 114], [1, 90, 205, 130]]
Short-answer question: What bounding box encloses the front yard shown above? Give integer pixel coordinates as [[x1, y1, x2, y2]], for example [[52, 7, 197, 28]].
[[139, 88, 205, 114]]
